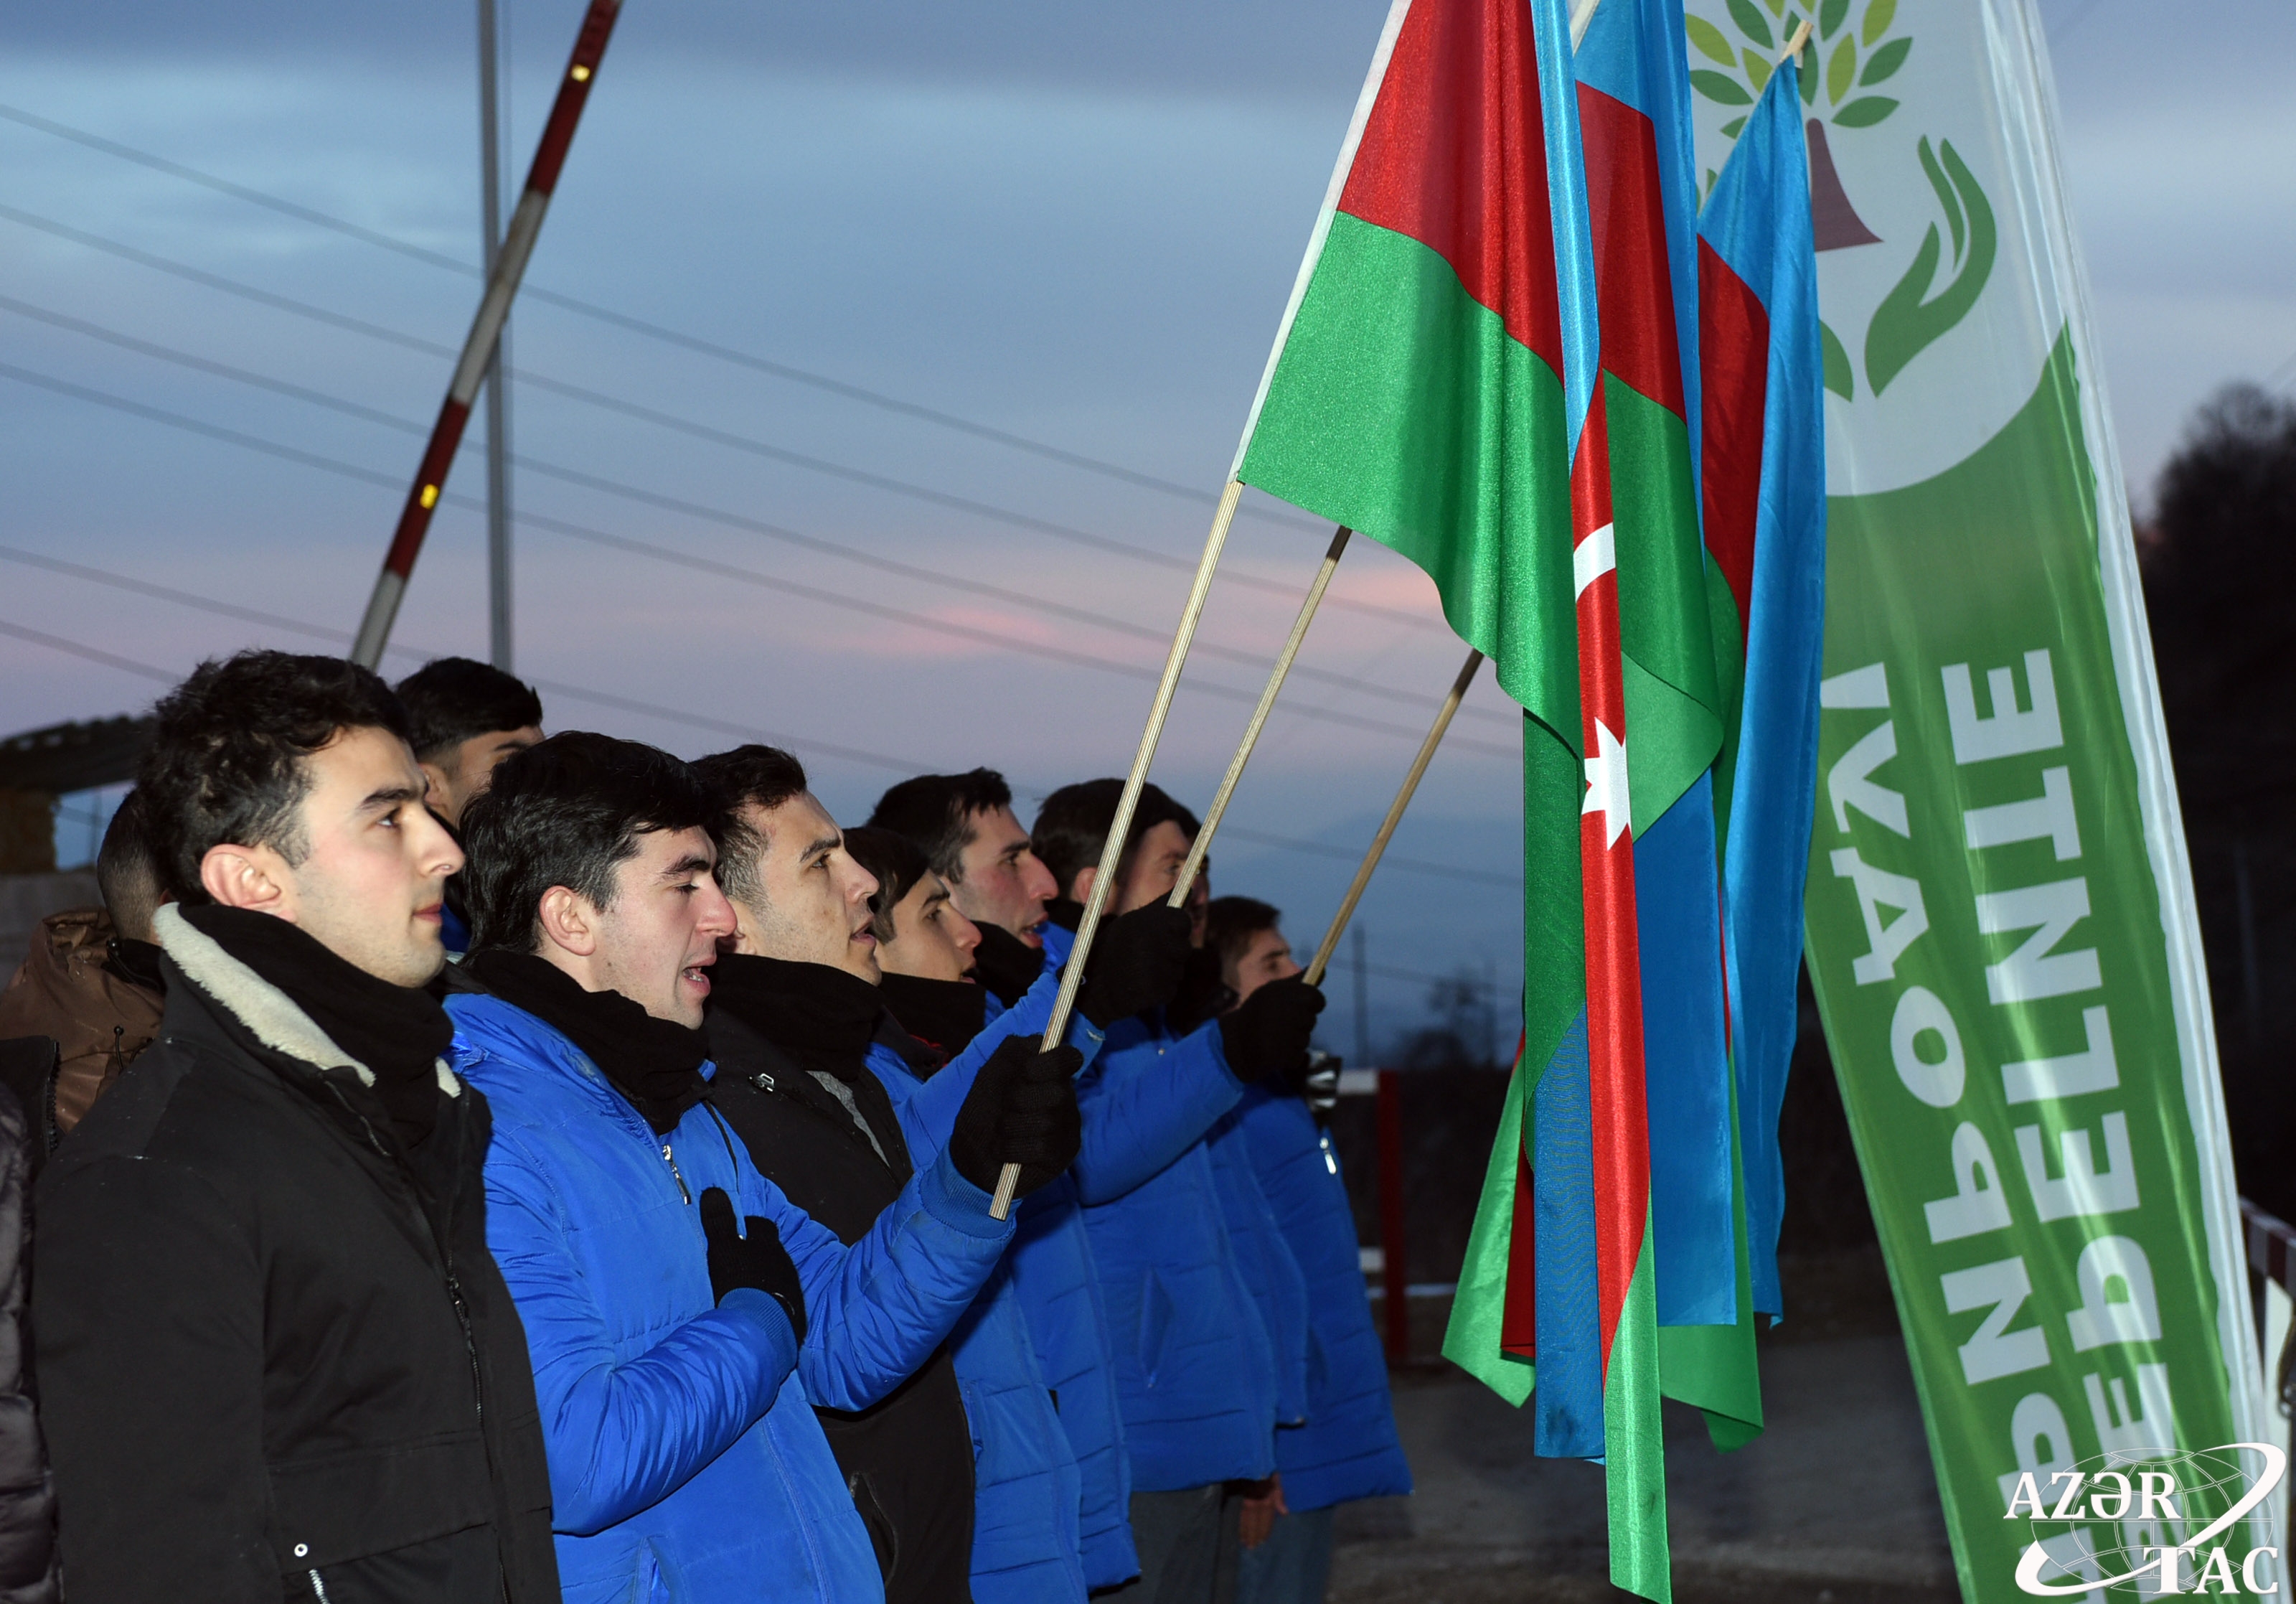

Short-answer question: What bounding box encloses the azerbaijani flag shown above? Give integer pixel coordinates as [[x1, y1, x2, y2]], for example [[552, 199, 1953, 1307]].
[[1695, 56, 1827, 1325], [1231, 0, 1678, 1593]]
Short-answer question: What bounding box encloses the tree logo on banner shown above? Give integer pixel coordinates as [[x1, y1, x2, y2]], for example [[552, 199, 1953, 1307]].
[[1688, 0, 1997, 403]]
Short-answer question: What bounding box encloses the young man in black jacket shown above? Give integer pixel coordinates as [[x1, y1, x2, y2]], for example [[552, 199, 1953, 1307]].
[[32, 650, 560, 1604], [685, 746, 982, 1604]]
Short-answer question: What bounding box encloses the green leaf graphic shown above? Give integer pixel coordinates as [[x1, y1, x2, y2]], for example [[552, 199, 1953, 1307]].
[[1693, 67, 1756, 105], [1832, 95, 1898, 127], [1828, 37, 1858, 103], [1820, 0, 1851, 37], [1865, 139, 1996, 395], [1688, 14, 1739, 65], [1727, 0, 1774, 47], [1797, 37, 1819, 103], [1862, 0, 1896, 44], [1762, 0, 1786, 16], [1916, 135, 1967, 264], [1720, 114, 1749, 139], [1860, 36, 1911, 85], [1820, 319, 1854, 400], [1745, 48, 1773, 90]]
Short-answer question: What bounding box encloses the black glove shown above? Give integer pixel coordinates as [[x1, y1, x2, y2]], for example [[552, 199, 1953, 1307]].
[[949, 1036, 1083, 1200], [699, 1187, 808, 1343], [1301, 1050, 1342, 1117], [1165, 943, 1236, 1038], [1218, 975, 1326, 1089], [1078, 903, 1194, 1027]]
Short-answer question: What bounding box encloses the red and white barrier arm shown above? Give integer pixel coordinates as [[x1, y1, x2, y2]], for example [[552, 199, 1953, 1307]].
[[350, 0, 624, 670]]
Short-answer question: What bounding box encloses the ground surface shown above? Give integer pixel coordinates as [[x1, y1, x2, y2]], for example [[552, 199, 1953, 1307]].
[[1324, 1331, 1959, 1603]]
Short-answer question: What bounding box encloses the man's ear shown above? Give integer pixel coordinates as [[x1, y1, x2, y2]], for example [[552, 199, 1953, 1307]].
[[535, 885, 600, 958], [199, 844, 293, 918], [417, 759, 456, 817], [1068, 867, 1096, 907]]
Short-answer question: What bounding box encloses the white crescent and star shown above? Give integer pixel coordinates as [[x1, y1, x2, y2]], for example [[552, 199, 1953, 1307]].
[[1573, 523, 1631, 848]]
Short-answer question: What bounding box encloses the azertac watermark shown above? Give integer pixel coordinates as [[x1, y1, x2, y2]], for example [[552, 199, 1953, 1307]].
[[2005, 1444, 2285, 1596]]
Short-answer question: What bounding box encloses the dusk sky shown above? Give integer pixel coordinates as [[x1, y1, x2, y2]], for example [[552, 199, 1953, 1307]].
[[4, 0, 2289, 1053]]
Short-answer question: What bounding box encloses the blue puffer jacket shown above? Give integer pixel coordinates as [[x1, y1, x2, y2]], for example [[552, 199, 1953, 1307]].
[[965, 932, 1138, 1590], [865, 977, 1093, 1604], [1231, 1085, 1412, 1511], [1205, 1107, 1310, 1427], [447, 992, 1015, 1604], [1076, 1013, 1278, 1492]]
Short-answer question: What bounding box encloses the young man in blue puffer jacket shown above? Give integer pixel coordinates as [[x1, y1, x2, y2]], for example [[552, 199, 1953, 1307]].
[[697, 753, 1201, 1604], [1206, 898, 1411, 1604], [447, 734, 1083, 1604], [867, 771, 1327, 1598], [1030, 782, 1327, 1604]]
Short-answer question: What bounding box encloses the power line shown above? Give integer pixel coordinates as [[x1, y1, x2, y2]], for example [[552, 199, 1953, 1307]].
[[0, 201, 1431, 630], [0, 551, 1507, 888], [0, 617, 177, 683], [0, 361, 1518, 756], [0, 291, 1499, 723], [0, 100, 1329, 533]]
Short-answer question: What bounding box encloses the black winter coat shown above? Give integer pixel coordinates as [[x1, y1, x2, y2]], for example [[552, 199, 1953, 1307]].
[[31, 909, 559, 1604], [705, 1007, 977, 1604], [0, 1056, 58, 1604]]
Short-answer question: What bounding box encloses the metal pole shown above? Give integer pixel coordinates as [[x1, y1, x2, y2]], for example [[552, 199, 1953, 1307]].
[[479, 0, 513, 670], [351, 0, 622, 669], [1376, 1067, 1409, 1362], [1352, 924, 1370, 1066]]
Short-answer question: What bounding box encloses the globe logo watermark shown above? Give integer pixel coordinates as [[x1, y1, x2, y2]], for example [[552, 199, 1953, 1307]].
[[2005, 1443, 2285, 1595]]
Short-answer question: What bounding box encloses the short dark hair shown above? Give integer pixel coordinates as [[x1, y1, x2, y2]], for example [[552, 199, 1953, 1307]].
[[95, 788, 164, 942], [689, 744, 809, 909], [867, 769, 1015, 883], [842, 826, 932, 944], [1031, 779, 1200, 899], [1204, 896, 1281, 972], [460, 732, 723, 953], [393, 656, 544, 764], [139, 650, 414, 904]]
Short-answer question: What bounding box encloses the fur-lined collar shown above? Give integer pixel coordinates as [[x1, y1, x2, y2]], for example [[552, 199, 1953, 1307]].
[[154, 904, 460, 1097]]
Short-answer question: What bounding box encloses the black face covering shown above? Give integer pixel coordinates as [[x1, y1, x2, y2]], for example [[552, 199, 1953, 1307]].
[[462, 949, 709, 1135], [706, 954, 883, 1082], [179, 905, 452, 1147], [969, 920, 1045, 1009], [878, 972, 989, 1059]]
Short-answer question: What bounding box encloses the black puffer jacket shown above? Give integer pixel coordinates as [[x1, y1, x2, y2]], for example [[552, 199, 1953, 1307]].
[[0, 1057, 58, 1604], [32, 907, 558, 1604], [705, 1004, 978, 1604]]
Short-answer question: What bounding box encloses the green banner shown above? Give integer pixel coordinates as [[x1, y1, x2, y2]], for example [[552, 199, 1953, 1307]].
[[1685, 0, 2269, 1598]]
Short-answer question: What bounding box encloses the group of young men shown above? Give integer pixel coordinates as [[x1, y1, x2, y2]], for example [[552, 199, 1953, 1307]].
[[0, 649, 1409, 1604]]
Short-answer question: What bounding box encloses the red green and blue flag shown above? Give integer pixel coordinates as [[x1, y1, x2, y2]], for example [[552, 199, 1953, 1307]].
[[1229, 0, 1822, 1597]]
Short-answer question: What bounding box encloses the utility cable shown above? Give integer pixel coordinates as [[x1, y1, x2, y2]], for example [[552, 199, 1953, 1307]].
[[0, 297, 1505, 726], [0, 360, 1518, 756], [0, 202, 1426, 628], [0, 101, 1326, 530], [0, 548, 1505, 887]]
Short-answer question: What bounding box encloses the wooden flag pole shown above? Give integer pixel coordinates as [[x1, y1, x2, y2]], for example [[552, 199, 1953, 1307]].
[[1303, 647, 1485, 985], [1168, 525, 1353, 909], [988, 477, 1248, 1219]]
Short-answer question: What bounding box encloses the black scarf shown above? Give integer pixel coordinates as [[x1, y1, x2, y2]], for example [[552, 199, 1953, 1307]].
[[707, 954, 883, 1084], [878, 972, 988, 1059], [180, 904, 451, 1147], [970, 919, 1045, 1009], [462, 949, 708, 1135]]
